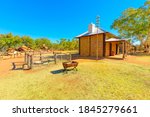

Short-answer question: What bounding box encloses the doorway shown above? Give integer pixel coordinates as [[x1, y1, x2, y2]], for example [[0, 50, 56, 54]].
[[116, 44, 118, 54], [109, 43, 112, 56]]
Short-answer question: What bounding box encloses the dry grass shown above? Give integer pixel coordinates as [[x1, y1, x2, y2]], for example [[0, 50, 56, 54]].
[[0, 56, 150, 100]]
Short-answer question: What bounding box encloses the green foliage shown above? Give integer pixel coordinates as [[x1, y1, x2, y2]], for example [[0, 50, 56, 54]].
[[112, 0, 150, 45], [57, 38, 78, 50], [0, 33, 79, 51], [21, 36, 36, 49], [35, 38, 52, 49], [0, 38, 6, 51]]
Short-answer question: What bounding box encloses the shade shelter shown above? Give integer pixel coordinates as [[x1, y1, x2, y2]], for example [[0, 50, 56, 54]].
[[105, 38, 132, 59]]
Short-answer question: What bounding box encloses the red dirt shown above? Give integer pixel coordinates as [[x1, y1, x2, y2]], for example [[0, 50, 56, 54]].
[[105, 55, 150, 66], [124, 55, 150, 66], [0, 57, 24, 77]]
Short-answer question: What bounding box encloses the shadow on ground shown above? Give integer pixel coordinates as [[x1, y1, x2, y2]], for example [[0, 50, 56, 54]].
[[51, 69, 64, 74], [51, 68, 78, 74], [106, 57, 124, 60], [11, 68, 23, 70], [131, 53, 150, 56]]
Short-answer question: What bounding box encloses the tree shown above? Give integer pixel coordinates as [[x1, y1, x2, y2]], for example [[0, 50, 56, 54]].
[[21, 36, 35, 49], [58, 38, 68, 50], [111, 0, 150, 46], [0, 33, 79, 51], [6, 33, 13, 38], [35, 38, 52, 50], [69, 38, 79, 50], [0, 38, 6, 51], [13, 35, 22, 48]]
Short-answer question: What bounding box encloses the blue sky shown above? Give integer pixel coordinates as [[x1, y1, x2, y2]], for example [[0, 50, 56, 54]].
[[0, 0, 146, 42]]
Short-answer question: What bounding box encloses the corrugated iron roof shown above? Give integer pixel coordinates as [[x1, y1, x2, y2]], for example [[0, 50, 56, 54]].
[[76, 23, 119, 38], [76, 28, 106, 38]]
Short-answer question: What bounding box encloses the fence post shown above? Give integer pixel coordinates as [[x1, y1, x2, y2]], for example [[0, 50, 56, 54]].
[[69, 53, 72, 61], [30, 55, 33, 69], [122, 41, 125, 59], [40, 52, 42, 61], [24, 52, 27, 63], [54, 53, 57, 64], [27, 54, 29, 66], [61, 54, 62, 61]]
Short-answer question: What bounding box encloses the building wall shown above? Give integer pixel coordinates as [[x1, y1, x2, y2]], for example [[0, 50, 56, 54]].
[[79, 34, 104, 57], [80, 36, 90, 56], [90, 34, 104, 57], [112, 42, 117, 55], [105, 43, 110, 57], [79, 34, 129, 57]]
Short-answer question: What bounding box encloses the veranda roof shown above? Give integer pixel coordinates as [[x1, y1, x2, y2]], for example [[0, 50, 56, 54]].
[[106, 38, 126, 42]]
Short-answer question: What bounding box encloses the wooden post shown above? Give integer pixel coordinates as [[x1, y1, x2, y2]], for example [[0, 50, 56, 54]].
[[96, 34, 99, 60], [28, 55, 30, 69], [14, 52, 15, 58], [124, 41, 127, 57], [27, 54, 29, 65], [40, 52, 42, 61], [126, 43, 128, 56], [24, 52, 27, 63], [122, 41, 125, 59], [61, 54, 62, 61], [79, 37, 81, 55], [54, 54, 57, 64], [103, 33, 106, 57], [69, 53, 72, 61], [30, 55, 33, 69]]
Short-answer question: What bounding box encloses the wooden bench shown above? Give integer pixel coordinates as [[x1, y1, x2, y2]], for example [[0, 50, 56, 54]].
[[62, 61, 78, 73], [12, 62, 29, 70]]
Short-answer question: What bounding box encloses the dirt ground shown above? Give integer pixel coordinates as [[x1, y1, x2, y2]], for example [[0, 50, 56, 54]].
[[0, 57, 23, 76], [124, 55, 150, 66], [0, 55, 150, 77]]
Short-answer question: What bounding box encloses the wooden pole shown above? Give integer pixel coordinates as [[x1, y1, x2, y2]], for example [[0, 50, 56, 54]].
[[125, 41, 127, 57], [96, 15, 100, 60], [40, 52, 42, 61], [96, 34, 99, 60], [30, 55, 33, 69], [61, 54, 62, 61], [122, 41, 125, 59], [54, 54, 57, 64], [26, 54, 29, 66], [24, 52, 26, 63], [69, 53, 72, 61]]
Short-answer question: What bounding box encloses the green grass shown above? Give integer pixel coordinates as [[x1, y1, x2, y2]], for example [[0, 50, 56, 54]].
[[0, 59, 150, 100]]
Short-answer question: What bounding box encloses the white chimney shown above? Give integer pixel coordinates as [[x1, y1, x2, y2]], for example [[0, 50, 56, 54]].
[[88, 23, 96, 33]]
